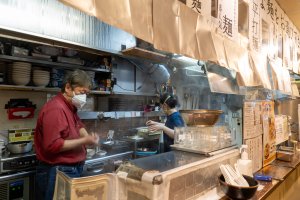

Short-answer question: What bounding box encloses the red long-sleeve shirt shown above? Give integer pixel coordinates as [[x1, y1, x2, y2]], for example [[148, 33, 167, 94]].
[[34, 93, 86, 164]]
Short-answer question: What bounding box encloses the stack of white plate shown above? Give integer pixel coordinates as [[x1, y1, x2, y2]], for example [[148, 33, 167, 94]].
[[33, 69, 50, 87], [11, 62, 31, 86]]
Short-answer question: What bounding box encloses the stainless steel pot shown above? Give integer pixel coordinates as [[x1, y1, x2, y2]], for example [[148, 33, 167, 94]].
[[7, 141, 33, 154]]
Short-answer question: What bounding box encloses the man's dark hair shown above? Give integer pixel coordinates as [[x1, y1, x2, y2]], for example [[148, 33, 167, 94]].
[[61, 69, 91, 92], [160, 92, 178, 109]]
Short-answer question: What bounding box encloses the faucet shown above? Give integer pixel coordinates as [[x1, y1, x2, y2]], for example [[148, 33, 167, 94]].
[[97, 112, 104, 120]]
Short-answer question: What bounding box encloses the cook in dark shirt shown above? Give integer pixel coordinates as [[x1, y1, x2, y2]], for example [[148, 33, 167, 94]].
[[146, 93, 185, 152]]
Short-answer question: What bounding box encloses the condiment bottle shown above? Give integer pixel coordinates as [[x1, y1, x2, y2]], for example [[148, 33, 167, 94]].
[[237, 144, 253, 177]]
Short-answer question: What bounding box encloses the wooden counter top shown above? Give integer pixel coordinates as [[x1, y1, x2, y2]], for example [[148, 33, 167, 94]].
[[196, 151, 300, 200], [255, 164, 293, 180]]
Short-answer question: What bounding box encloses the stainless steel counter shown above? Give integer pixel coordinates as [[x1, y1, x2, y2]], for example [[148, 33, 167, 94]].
[[85, 150, 133, 164], [130, 150, 207, 172]]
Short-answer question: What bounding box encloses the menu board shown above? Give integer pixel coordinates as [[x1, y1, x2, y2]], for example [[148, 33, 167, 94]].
[[275, 115, 289, 145], [243, 100, 276, 168], [243, 101, 263, 139], [261, 101, 276, 167], [244, 135, 262, 173]]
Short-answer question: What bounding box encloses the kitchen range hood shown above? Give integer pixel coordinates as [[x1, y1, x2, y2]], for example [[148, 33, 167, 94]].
[[205, 62, 239, 95], [122, 46, 241, 95]]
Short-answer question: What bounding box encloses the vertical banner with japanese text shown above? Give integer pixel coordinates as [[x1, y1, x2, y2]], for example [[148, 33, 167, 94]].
[[249, 0, 261, 52], [217, 0, 238, 40]]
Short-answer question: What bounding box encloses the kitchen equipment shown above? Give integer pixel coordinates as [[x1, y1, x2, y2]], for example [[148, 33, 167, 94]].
[[55, 56, 85, 65], [218, 174, 258, 199], [31, 53, 52, 61], [86, 148, 96, 159], [172, 125, 235, 155], [82, 151, 133, 177], [35, 45, 61, 56], [276, 150, 294, 162], [8, 128, 34, 143], [0, 150, 36, 174], [179, 109, 223, 126], [136, 147, 157, 157], [101, 140, 131, 150], [136, 127, 162, 139], [0, 141, 36, 200], [126, 135, 144, 140], [7, 141, 33, 154], [0, 170, 35, 200], [95, 150, 107, 156], [11, 46, 29, 56]]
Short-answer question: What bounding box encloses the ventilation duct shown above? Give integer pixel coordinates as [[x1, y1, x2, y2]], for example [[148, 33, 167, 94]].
[[0, 0, 136, 53]]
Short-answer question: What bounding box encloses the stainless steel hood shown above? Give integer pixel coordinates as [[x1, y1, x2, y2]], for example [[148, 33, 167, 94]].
[[0, 0, 136, 54], [201, 62, 239, 95], [121, 45, 241, 95]]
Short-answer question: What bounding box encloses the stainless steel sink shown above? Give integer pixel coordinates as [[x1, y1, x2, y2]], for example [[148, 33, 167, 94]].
[[101, 140, 131, 150]]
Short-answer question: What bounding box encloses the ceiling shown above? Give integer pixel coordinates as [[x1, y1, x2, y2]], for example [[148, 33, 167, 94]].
[[276, 0, 300, 32]]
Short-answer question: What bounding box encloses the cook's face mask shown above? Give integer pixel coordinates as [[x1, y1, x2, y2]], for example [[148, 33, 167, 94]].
[[72, 91, 87, 108]]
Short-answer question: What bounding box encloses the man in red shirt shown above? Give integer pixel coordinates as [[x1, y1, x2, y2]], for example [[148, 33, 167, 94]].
[[34, 69, 99, 200]]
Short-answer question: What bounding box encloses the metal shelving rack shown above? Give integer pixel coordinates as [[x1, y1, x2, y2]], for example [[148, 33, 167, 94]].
[[0, 54, 112, 94], [0, 55, 111, 72]]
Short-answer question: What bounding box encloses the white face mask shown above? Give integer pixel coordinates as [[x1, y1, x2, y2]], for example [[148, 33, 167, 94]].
[[72, 92, 87, 109]]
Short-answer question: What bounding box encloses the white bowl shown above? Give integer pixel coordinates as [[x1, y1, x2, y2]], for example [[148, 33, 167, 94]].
[[33, 79, 49, 86], [33, 75, 50, 78], [12, 77, 30, 85], [12, 72, 31, 76]]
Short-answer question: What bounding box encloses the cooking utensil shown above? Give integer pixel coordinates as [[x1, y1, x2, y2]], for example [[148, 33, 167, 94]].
[[226, 164, 249, 187], [179, 109, 223, 126], [7, 141, 32, 154]]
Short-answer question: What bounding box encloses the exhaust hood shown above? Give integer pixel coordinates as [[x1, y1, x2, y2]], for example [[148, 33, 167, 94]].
[[205, 62, 240, 95], [122, 46, 241, 95]]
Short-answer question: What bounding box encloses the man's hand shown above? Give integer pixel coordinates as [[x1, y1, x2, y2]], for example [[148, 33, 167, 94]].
[[84, 133, 99, 146]]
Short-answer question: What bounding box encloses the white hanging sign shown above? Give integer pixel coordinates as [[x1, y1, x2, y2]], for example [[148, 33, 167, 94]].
[[217, 0, 238, 39], [249, 0, 261, 52], [186, 0, 211, 16]]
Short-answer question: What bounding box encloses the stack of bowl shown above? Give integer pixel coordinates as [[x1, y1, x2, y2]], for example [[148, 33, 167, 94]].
[[33, 69, 50, 87], [11, 62, 31, 86]]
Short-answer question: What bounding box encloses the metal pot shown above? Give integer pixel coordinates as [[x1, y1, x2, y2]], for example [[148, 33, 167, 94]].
[[7, 141, 33, 154], [179, 109, 223, 126]]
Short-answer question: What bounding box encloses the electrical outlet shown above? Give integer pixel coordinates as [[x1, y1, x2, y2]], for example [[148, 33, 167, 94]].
[[232, 112, 240, 118]]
